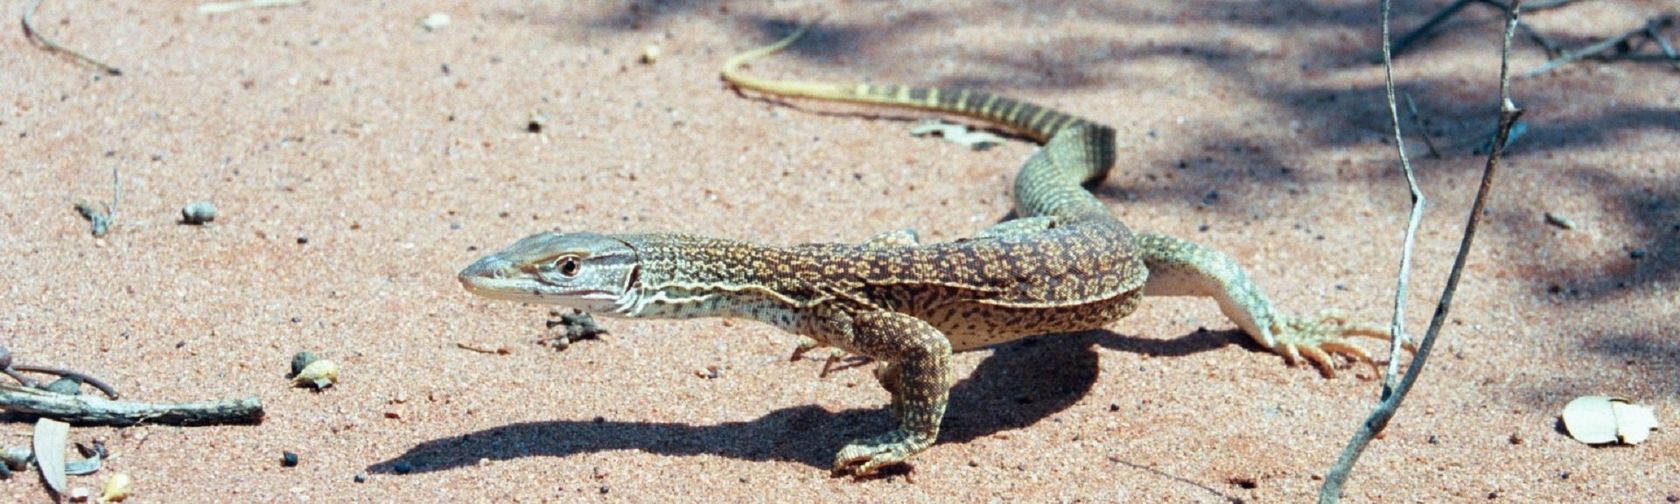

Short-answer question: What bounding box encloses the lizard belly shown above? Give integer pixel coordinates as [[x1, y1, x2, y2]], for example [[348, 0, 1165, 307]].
[[914, 289, 1142, 352]]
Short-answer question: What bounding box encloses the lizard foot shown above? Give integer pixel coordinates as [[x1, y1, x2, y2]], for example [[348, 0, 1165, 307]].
[[791, 337, 871, 378], [832, 429, 927, 477], [1269, 310, 1403, 378]]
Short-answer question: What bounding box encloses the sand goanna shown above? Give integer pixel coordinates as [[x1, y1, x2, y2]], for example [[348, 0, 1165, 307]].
[[458, 22, 1391, 476]]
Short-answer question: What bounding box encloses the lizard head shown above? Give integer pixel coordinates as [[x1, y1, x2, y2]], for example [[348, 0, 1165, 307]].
[[458, 231, 641, 315]]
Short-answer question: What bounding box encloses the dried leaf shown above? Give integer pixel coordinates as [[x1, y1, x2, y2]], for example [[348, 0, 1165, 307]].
[[33, 418, 70, 494], [910, 120, 1004, 150], [1562, 395, 1660, 445]]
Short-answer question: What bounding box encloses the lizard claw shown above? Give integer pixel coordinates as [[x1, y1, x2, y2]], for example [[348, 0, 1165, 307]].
[[1270, 311, 1400, 378], [790, 337, 853, 378], [832, 429, 922, 477]]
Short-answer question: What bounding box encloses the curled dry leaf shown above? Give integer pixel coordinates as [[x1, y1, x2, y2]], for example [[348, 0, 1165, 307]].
[[291, 359, 339, 390], [33, 418, 70, 494], [1562, 395, 1660, 445]]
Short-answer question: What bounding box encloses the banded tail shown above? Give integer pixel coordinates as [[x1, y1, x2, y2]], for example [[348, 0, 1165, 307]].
[[722, 21, 1105, 146], [722, 19, 1120, 222]]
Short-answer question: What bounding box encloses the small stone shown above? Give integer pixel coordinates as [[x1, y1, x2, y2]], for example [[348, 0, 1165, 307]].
[[1507, 433, 1523, 445], [68, 487, 91, 502], [1543, 212, 1575, 230], [354, 472, 368, 483], [44, 377, 83, 395], [296, 235, 309, 245], [420, 13, 451, 31], [291, 359, 339, 389], [181, 201, 217, 224], [1630, 248, 1647, 260], [393, 461, 413, 474], [99, 473, 132, 502], [282, 451, 299, 467], [527, 113, 547, 133], [640, 45, 661, 64], [290, 351, 318, 377]]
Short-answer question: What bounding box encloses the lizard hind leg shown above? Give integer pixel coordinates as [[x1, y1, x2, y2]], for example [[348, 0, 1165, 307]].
[[863, 228, 921, 248], [1135, 232, 1402, 377]]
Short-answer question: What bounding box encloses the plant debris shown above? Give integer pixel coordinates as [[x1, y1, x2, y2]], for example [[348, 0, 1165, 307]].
[[33, 418, 69, 495], [1562, 395, 1660, 445], [196, 0, 304, 15], [909, 119, 1005, 150], [22, 0, 122, 75]]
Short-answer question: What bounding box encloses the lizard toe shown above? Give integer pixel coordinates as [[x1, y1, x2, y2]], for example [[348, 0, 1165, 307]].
[[833, 431, 919, 477]]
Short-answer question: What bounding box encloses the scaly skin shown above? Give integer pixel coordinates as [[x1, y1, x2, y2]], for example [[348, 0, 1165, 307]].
[[459, 21, 1390, 477]]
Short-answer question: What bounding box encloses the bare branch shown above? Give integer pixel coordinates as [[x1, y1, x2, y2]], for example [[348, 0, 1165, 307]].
[[1318, 0, 1525, 501], [0, 384, 264, 426]]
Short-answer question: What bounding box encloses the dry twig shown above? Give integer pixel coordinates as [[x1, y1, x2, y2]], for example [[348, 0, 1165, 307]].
[[1318, 0, 1525, 501], [0, 384, 263, 426], [21, 0, 121, 75], [196, 0, 306, 15], [1523, 16, 1680, 78]]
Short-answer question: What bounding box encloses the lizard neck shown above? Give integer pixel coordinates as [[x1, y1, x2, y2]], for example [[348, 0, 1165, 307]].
[[609, 233, 859, 320]]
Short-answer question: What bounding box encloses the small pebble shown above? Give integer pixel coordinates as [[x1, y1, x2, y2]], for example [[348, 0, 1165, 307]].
[[1542, 211, 1574, 230], [68, 487, 91, 502], [181, 201, 217, 224], [291, 359, 340, 390], [44, 377, 83, 395], [100, 473, 132, 502], [354, 472, 368, 483], [290, 351, 318, 377], [393, 461, 413, 474], [640, 45, 661, 64], [296, 235, 309, 245], [420, 13, 451, 31], [527, 113, 547, 133], [282, 451, 299, 467], [1630, 248, 1647, 260]]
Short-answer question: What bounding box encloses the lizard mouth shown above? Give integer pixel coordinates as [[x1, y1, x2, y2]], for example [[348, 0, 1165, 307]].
[[457, 255, 619, 303]]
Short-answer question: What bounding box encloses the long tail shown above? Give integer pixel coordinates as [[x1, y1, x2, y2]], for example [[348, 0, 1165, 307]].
[[723, 20, 1118, 221], [722, 20, 1105, 147]]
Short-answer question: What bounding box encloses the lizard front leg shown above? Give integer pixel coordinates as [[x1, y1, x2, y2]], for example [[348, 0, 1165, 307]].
[[822, 310, 952, 476], [790, 229, 923, 369], [1136, 233, 1396, 376]]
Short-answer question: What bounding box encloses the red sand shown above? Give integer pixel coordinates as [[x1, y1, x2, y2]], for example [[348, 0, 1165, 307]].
[[3, 1, 1675, 501]]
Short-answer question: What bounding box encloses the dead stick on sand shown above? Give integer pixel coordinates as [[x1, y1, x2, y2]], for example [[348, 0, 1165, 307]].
[[1318, 0, 1523, 502], [1523, 21, 1649, 78], [21, 0, 122, 76], [196, 0, 305, 15], [0, 384, 263, 426]]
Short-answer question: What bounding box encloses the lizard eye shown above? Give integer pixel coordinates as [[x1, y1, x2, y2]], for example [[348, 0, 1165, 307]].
[[553, 256, 581, 277]]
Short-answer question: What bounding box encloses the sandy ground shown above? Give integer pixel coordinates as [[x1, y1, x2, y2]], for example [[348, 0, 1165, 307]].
[[2, 0, 1677, 502]]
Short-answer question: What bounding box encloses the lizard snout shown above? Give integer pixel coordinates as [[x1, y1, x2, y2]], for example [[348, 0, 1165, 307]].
[[458, 255, 512, 285]]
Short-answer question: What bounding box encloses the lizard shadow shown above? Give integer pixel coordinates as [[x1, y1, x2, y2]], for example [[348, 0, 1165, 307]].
[[367, 328, 1249, 475]]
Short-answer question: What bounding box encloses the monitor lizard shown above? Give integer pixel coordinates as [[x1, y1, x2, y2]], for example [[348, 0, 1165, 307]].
[[458, 21, 1391, 477]]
